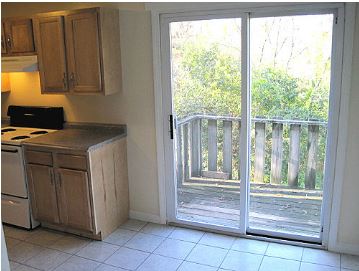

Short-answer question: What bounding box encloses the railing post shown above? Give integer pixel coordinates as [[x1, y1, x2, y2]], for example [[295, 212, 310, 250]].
[[270, 120, 283, 184], [305, 123, 319, 189], [190, 118, 202, 177], [238, 120, 241, 179], [223, 120, 233, 179], [254, 121, 266, 183], [176, 125, 183, 184], [183, 123, 189, 181], [208, 119, 218, 171], [288, 123, 301, 187]]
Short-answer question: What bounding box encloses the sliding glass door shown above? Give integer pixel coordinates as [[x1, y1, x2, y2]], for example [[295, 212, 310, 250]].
[[161, 7, 339, 243], [248, 14, 334, 241], [167, 16, 245, 231]]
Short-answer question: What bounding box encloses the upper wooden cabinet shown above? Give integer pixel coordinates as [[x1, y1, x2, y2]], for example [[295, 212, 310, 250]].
[[65, 10, 102, 94], [2, 18, 36, 56], [1, 23, 7, 54], [33, 8, 122, 95], [33, 16, 68, 93]]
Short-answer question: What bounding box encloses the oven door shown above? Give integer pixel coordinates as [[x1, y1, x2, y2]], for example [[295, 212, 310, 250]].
[[1, 145, 27, 198]]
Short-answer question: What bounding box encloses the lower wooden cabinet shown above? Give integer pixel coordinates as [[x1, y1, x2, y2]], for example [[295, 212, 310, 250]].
[[27, 161, 92, 232], [27, 164, 60, 224], [24, 137, 129, 240], [56, 168, 93, 231]]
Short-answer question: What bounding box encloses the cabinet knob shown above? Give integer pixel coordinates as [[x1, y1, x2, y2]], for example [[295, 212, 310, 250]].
[[6, 36, 11, 48], [69, 72, 76, 87]]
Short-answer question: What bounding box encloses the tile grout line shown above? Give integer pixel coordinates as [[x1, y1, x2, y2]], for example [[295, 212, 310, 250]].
[[135, 226, 184, 271], [95, 222, 152, 270], [217, 244, 231, 270], [178, 229, 206, 269], [257, 242, 270, 271], [10, 260, 42, 271], [341, 253, 343, 270]]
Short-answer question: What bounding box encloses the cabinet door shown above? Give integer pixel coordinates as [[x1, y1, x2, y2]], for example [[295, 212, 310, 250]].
[[33, 16, 68, 93], [65, 10, 102, 93], [56, 168, 93, 231], [26, 164, 60, 224], [4, 18, 35, 55], [1, 23, 7, 54]]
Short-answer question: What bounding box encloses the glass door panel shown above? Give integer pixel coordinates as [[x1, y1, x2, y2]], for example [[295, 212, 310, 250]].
[[248, 14, 334, 240], [170, 18, 243, 229]]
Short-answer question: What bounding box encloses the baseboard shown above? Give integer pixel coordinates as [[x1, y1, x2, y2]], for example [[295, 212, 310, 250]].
[[129, 210, 162, 224], [329, 241, 359, 256]]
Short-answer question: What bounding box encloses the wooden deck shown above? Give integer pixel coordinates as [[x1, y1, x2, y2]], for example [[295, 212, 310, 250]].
[[177, 180, 323, 238]]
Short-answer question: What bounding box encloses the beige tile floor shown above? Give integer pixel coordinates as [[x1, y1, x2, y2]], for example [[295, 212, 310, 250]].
[[3, 220, 359, 271]]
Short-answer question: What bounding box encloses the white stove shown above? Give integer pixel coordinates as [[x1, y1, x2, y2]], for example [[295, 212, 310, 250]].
[[1, 126, 57, 146], [1, 105, 63, 229], [1, 126, 58, 229]]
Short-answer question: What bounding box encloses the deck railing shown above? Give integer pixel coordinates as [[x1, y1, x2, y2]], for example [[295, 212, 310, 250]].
[[175, 114, 327, 189]]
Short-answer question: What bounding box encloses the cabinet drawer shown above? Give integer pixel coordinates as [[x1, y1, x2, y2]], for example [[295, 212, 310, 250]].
[[25, 150, 53, 166], [56, 154, 87, 170]]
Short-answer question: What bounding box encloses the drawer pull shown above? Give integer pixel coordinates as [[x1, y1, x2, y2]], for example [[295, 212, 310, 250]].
[[2, 149, 18, 153]]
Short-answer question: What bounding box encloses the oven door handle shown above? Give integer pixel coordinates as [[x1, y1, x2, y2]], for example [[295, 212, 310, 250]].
[[1, 149, 19, 153]]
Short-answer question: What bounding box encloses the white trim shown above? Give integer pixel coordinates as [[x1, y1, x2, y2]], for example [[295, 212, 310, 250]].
[[151, 10, 167, 224], [320, 7, 344, 248], [159, 15, 177, 223], [239, 13, 250, 235], [146, 3, 343, 14], [328, 3, 357, 253], [129, 210, 161, 224]]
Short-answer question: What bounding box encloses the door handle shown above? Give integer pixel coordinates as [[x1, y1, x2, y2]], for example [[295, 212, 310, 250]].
[[169, 114, 174, 140]]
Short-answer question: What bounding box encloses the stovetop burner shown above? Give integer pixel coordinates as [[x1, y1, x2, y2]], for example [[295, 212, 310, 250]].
[[2, 128, 16, 133], [2, 125, 58, 146], [11, 135, 31, 140], [30, 130, 49, 135]]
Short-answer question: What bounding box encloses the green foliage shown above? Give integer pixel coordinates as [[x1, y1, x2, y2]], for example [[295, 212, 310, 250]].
[[173, 44, 241, 118], [173, 43, 329, 189], [174, 43, 329, 122]]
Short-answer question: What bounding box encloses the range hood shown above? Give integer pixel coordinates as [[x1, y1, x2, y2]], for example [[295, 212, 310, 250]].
[[1, 55, 38, 72]]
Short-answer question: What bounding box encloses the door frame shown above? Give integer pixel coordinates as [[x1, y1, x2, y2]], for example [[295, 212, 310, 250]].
[[159, 11, 250, 235], [149, 2, 354, 248], [245, 8, 343, 245]]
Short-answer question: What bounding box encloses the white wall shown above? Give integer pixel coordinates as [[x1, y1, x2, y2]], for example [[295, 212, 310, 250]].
[[1, 3, 161, 222]]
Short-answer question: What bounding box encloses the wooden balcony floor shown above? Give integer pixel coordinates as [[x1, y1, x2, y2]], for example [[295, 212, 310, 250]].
[[177, 180, 323, 238]]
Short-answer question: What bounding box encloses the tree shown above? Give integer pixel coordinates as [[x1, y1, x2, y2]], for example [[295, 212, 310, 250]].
[[173, 42, 329, 188]]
